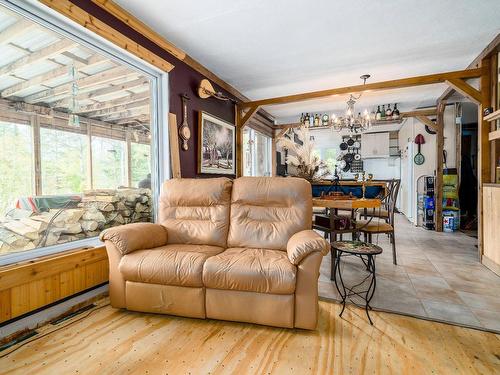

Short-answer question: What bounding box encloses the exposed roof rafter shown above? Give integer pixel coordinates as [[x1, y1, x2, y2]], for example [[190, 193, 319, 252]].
[[0, 39, 78, 79], [1, 55, 109, 98], [24, 66, 136, 103]]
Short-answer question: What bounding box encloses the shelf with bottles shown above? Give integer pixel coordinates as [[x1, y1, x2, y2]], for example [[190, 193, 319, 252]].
[[372, 103, 402, 122], [299, 113, 330, 128]]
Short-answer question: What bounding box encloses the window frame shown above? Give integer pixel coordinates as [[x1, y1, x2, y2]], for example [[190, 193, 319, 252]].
[[0, 0, 170, 266]]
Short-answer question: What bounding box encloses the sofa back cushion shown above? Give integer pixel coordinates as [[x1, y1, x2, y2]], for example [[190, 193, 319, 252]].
[[159, 178, 232, 247], [227, 177, 312, 250]]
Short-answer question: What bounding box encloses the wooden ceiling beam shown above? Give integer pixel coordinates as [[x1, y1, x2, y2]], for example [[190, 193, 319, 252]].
[[241, 68, 483, 108], [90, 0, 185, 61], [401, 108, 437, 118], [415, 115, 438, 131], [24, 66, 135, 103], [1, 55, 109, 98], [61, 51, 89, 65], [115, 114, 149, 125], [445, 78, 482, 104], [439, 33, 499, 101], [273, 109, 436, 130], [89, 99, 150, 118], [101, 106, 149, 122], [239, 106, 259, 127], [40, 0, 174, 72], [0, 19, 36, 46], [54, 77, 149, 106], [77, 91, 149, 113], [0, 39, 78, 79], [88, 0, 275, 122]]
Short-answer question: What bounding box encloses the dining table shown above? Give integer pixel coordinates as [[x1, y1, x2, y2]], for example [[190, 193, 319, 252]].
[[312, 196, 382, 240], [312, 197, 382, 281], [312, 197, 381, 211]]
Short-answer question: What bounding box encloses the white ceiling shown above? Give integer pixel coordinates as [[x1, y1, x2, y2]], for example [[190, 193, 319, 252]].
[[116, 0, 500, 121]]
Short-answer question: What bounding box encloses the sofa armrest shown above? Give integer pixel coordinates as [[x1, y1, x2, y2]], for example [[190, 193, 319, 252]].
[[287, 230, 330, 265], [99, 222, 168, 255]]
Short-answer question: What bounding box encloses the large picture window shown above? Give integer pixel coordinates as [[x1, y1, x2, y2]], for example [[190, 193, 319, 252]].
[[0, 1, 168, 265], [41, 128, 89, 195], [0, 121, 33, 215], [131, 142, 151, 188], [92, 137, 127, 189]]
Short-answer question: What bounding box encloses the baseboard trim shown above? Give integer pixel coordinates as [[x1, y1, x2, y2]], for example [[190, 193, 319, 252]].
[[0, 284, 108, 342], [482, 255, 500, 276]]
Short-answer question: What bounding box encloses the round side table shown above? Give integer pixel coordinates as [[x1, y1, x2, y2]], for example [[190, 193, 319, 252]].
[[331, 241, 383, 325]]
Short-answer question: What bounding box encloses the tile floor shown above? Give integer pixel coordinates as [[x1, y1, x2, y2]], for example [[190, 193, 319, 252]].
[[318, 214, 500, 333]]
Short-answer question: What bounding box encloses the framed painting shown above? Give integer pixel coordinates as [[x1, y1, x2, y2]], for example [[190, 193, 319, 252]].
[[198, 111, 236, 175]]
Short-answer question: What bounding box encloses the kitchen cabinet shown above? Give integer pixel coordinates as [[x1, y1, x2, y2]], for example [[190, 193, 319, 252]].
[[361, 132, 390, 158]]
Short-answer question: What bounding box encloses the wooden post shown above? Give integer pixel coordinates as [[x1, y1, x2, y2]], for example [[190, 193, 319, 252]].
[[125, 130, 132, 187], [31, 114, 42, 195], [490, 53, 498, 183], [478, 56, 492, 260], [87, 120, 94, 190], [435, 101, 446, 232]]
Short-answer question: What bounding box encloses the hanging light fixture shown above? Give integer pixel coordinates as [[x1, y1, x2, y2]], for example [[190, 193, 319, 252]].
[[331, 74, 371, 133]]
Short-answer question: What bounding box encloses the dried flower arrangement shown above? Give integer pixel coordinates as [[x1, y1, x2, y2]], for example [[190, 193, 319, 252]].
[[276, 126, 330, 182]]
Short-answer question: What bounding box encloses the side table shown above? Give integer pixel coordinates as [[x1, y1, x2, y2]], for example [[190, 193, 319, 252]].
[[331, 240, 383, 325]]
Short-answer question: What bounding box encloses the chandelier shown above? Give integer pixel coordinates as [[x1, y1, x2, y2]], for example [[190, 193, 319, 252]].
[[331, 74, 371, 133]]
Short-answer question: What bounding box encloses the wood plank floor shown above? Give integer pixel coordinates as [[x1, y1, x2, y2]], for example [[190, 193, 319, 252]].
[[1, 300, 499, 374]]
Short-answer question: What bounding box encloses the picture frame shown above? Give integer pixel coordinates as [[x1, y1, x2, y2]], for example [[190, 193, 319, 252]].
[[198, 111, 236, 175]]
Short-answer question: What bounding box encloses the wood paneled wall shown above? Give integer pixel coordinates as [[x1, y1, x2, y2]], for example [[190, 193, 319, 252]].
[[482, 184, 500, 276], [0, 247, 108, 324]]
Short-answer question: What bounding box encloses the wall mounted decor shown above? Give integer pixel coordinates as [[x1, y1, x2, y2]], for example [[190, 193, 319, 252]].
[[178, 94, 191, 151], [198, 111, 235, 175], [198, 79, 237, 103], [414, 133, 426, 165]]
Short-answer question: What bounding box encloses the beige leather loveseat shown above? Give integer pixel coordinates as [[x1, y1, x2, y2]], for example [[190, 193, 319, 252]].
[[100, 177, 330, 329]]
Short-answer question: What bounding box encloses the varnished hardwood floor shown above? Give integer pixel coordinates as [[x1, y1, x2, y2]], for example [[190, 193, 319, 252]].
[[1, 299, 499, 374]]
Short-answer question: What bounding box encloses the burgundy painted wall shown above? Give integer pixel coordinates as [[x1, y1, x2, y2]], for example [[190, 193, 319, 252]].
[[71, 1, 238, 178]]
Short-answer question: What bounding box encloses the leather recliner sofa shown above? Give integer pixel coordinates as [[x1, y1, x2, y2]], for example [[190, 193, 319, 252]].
[[100, 177, 330, 329]]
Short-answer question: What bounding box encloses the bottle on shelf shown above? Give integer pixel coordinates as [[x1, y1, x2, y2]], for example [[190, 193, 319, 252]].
[[392, 103, 400, 119], [314, 113, 320, 126], [386, 104, 392, 118], [300, 113, 304, 124], [304, 113, 310, 126], [375, 106, 382, 120], [322, 113, 329, 126], [381, 105, 386, 119]]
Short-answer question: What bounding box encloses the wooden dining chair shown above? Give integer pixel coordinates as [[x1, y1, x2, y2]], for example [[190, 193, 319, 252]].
[[356, 179, 401, 265], [363, 179, 398, 222]]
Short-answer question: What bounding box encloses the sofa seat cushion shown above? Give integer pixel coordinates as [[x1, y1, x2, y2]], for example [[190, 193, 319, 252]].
[[203, 248, 296, 294], [119, 244, 224, 287]]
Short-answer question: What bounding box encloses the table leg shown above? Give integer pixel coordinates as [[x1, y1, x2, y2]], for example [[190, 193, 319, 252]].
[[333, 252, 348, 318], [330, 245, 336, 281], [364, 255, 377, 325]]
